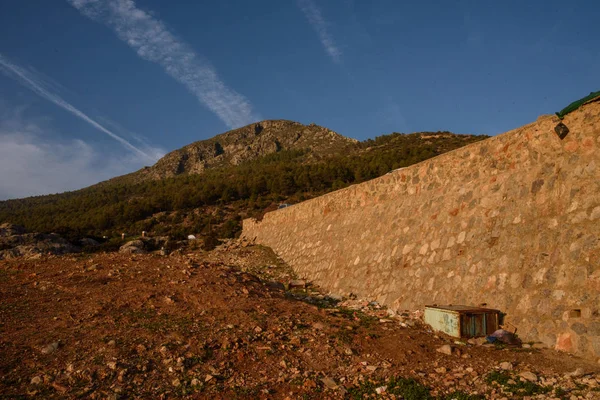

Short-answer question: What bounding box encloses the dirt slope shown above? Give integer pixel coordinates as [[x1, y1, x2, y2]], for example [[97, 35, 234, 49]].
[[1, 243, 598, 399]]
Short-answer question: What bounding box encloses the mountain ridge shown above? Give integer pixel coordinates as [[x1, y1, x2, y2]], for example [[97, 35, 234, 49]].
[[119, 120, 359, 183]]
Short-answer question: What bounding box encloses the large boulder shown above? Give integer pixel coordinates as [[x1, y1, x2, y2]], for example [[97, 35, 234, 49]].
[[119, 240, 148, 254], [118, 236, 177, 254]]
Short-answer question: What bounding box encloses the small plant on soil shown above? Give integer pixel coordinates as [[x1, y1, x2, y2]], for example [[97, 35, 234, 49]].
[[485, 371, 551, 397]]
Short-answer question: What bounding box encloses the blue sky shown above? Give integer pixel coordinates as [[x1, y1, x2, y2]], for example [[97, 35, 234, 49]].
[[0, 0, 598, 199]]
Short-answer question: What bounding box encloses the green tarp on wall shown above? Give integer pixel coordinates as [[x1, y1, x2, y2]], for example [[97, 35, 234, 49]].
[[556, 90, 600, 119]]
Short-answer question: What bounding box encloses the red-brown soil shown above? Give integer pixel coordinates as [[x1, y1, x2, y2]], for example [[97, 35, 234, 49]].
[[1, 243, 598, 399]]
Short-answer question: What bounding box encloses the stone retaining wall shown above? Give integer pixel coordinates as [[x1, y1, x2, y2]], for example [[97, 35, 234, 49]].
[[243, 102, 600, 360]]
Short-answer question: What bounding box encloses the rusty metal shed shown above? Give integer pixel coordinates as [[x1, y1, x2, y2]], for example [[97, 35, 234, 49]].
[[424, 305, 501, 338]]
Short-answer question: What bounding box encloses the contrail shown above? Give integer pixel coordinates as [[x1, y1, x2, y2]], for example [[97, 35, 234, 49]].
[[68, 0, 258, 129], [297, 0, 342, 63], [0, 54, 158, 162]]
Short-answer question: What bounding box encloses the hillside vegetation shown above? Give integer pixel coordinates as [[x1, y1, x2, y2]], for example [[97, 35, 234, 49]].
[[0, 122, 487, 242]]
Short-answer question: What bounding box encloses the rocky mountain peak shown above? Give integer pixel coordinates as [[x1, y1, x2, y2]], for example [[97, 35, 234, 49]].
[[134, 120, 358, 181]]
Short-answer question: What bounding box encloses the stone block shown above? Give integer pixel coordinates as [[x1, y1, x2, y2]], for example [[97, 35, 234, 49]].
[[571, 323, 587, 334], [555, 333, 574, 352]]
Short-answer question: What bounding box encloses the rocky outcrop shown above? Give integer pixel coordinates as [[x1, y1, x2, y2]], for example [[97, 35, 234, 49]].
[[119, 239, 148, 254], [0, 223, 25, 237], [127, 120, 359, 181], [119, 236, 172, 255], [0, 223, 79, 260]]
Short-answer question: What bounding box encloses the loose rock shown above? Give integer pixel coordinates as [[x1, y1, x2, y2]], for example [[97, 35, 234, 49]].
[[289, 279, 306, 288], [41, 342, 59, 354], [519, 371, 538, 382], [499, 362, 513, 371], [436, 344, 453, 355], [321, 376, 338, 389]]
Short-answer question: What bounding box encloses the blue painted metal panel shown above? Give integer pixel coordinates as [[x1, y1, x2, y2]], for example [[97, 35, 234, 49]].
[[424, 307, 460, 337]]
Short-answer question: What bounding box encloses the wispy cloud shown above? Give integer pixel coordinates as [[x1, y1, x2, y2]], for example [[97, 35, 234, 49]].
[[68, 0, 258, 128], [95, 116, 164, 161], [297, 0, 342, 63], [0, 54, 160, 163], [0, 104, 156, 200]]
